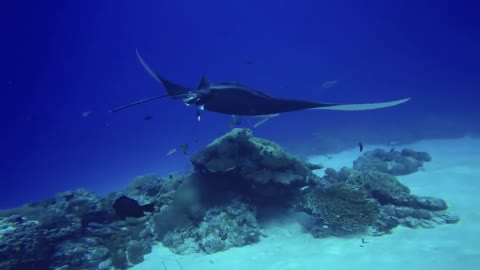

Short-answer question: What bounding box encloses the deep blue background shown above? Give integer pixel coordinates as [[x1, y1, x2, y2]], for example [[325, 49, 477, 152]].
[[1, 0, 479, 208]]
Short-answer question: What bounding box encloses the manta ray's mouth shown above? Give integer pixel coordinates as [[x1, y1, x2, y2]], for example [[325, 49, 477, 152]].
[[183, 93, 201, 106], [183, 89, 212, 108]]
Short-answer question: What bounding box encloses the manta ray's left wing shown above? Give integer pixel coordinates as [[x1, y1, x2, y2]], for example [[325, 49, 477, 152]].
[[109, 51, 193, 113], [136, 49, 191, 99]]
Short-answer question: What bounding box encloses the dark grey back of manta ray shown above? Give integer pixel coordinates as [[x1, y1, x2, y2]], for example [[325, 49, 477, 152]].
[[134, 49, 410, 116], [136, 49, 338, 115]]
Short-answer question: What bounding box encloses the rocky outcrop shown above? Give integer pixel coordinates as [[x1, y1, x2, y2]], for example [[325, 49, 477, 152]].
[[353, 148, 432, 175]]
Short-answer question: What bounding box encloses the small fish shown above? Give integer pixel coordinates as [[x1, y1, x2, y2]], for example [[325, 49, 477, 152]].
[[232, 115, 241, 125], [246, 60, 253, 65], [181, 143, 189, 156], [361, 237, 369, 244], [166, 148, 177, 156], [82, 111, 92, 118], [144, 115, 153, 120], [299, 186, 310, 192], [358, 142, 364, 152], [196, 110, 201, 122], [253, 113, 279, 128], [253, 117, 270, 128], [322, 80, 338, 89], [113, 195, 155, 219]]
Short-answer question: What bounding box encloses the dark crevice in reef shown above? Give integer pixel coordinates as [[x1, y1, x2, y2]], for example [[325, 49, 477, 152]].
[[0, 128, 459, 270]]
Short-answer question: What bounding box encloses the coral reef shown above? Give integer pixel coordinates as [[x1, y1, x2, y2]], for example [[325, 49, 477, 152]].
[[295, 183, 380, 237], [299, 167, 459, 238], [0, 128, 459, 269]]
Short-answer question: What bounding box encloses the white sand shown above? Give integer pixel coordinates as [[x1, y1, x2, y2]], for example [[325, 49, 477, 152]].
[[131, 137, 480, 270]]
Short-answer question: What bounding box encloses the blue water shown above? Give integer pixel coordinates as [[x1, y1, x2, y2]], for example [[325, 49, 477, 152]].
[[2, 0, 479, 208]]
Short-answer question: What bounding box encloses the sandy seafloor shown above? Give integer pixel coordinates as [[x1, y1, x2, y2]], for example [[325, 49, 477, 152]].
[[131, 137, 480, 270]]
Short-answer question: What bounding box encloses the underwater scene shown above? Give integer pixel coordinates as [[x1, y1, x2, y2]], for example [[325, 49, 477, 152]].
[[2, 1, 479, 269]]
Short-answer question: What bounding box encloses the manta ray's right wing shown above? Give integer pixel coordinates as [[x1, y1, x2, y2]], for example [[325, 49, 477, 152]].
[[309, 98, 411, 111], [250, 98, 411, 128]]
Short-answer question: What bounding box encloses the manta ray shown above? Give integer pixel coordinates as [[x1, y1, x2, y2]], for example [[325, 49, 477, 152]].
[[110, 50, 410, 120]]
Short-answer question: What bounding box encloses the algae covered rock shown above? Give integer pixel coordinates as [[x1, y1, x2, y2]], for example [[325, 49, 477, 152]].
[[162, 226, 201, 254], [153, 174, 210, 240], [0, 206, 82, 270], [190, 128, 323, 206], [191, 128, 321, 187], [161, 200, 260, 254], [126, 240, 152, 265], [0, 187, 145, 270], [51, 238, 110, 270], [197, 200, 260, 253], [124, 174, 163, 198], [346, 170, 411, 204]]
